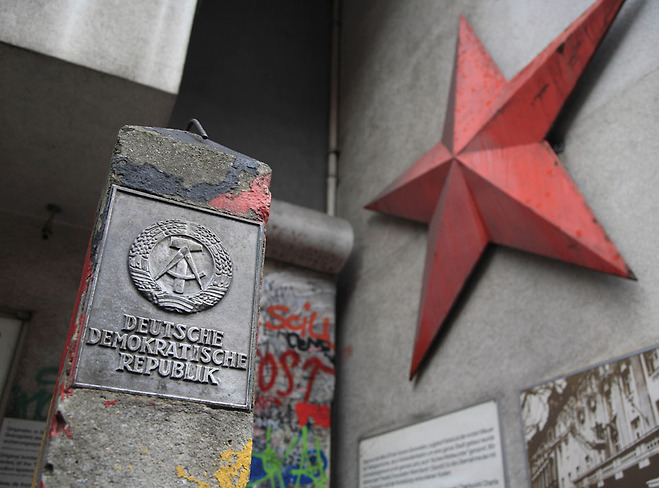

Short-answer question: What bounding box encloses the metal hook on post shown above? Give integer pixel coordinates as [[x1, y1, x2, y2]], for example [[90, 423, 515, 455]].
[[42, 204, 61, 240], [186, 118, 208, 140]]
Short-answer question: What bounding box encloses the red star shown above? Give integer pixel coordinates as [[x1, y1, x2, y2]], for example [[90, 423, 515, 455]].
[[365, 0, 634, 379]]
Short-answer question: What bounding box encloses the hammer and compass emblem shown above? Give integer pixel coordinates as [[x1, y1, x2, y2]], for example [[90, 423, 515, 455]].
[[154, 237, 207, 294], [128, 219, 233, 314]]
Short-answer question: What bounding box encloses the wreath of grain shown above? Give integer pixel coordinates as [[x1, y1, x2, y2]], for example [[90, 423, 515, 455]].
[[128, 219, 233, 313]]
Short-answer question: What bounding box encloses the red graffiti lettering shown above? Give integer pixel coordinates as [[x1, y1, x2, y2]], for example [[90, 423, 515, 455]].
[[302, 358, 335, 403], [258, 351, 278, 392], [276, 350, 300, 397], [265, 303, 334, 350], [256, 351, 334, 402], [295, 402, 331, 428]]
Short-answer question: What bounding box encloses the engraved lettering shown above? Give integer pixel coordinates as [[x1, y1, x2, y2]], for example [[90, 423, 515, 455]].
[[123, 314, 137, 331], [189, 345, 200, 363], [184, 363, 199, 382], [127, 335, 141, 352], [165, 341, 178, 358], [200, 347, 212, 364], [117, 352, 134, 372], [187, 326, 200, 342], [139, 337, 156, 355], [171, 361, 185, 379], [158, 359, 172, 376], [137, 317, 149, 334], [205, 367, 220, 385], [199, 327, 211, 345], [111, 332, 128, 349], [149, 319, 162, 336], [86, 327, 101, 345], [100, 328, 113, 347], [179, 343, 192, 360], [84, 310, 251, 392], [224, 350, 237, 368], [238, 353, 248, 370], [155, 338, 167, 356], [144, 357, 159, 375], [173, 323, 186, 340], [212, 349, 224, 366], [212, 330, 224, 347], [133, 355, 146, 373], [162, 321, 174, 338]]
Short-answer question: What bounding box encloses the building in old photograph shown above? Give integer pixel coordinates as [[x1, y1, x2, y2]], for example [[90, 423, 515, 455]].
[[524, 348, 659, 488]]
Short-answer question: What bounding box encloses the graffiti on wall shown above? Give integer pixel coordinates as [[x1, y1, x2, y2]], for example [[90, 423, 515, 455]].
[[7, 366, 58, 420], [250, 268, 336, 487]]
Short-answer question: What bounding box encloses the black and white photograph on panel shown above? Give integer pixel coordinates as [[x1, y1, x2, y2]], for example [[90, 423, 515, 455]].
[[520, 346, 659, 488]]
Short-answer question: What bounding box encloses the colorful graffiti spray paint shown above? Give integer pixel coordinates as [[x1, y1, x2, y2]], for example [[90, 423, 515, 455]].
[[251, 267, 336, 487]]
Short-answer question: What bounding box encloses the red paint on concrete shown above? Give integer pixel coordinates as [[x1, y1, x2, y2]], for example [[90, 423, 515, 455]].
[[55, 239, 93, 402], [365, 0, 631, 379], [49, 411, 72, 439], [209, 173, 272, 223], [104, 399, 121, 408], [295, 402, 331, 428], [339, 344, 353, 362]]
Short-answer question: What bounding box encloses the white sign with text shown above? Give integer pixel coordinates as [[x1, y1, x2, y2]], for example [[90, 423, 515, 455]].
[[359, 400, 505, 488], [0, 418, 46, 487]]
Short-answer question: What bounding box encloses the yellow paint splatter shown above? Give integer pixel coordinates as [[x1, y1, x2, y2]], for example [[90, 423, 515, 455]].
[[214, 439, 252, 488], [176, 466, 211, 488]]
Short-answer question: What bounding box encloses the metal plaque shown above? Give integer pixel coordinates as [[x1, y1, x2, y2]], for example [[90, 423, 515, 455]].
[[73, 186, 264, 409]]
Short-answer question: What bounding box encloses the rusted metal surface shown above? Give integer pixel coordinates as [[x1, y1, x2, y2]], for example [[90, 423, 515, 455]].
[[365, 0, 633, 379]]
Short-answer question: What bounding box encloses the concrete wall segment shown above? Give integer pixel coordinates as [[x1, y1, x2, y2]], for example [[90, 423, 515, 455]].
[[0, 0, 195, 94], [335, 0, 659, 486], [266, 200, 353, 274]]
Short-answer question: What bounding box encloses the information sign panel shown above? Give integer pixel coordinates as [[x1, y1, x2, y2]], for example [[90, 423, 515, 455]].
[[359, 400, 505, 487]]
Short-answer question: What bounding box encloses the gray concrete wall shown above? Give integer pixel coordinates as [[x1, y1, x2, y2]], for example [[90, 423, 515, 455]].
[[169, 1, 332, 212], [334, 0, 659, 486], [0, 0, 195, 94], [1, 212, 89, 421]]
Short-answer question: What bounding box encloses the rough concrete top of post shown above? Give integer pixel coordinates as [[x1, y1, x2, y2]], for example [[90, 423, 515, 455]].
[[110, 126, 272, 223]]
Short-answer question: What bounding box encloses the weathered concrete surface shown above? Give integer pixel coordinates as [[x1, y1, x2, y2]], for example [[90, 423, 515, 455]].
[[43, 390, 252, 486], [0, 43, 177, 229], [266, 200, 353, 274], [37, 126, 271, 487], [334, 1, 659, 487], [0, 0, 195, 94]]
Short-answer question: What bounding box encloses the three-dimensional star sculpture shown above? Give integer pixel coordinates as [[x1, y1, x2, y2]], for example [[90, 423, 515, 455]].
[[365, 0, 634, 379]]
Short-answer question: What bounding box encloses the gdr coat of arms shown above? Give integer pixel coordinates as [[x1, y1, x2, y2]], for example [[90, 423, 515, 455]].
[[128, 219, 233, 313]]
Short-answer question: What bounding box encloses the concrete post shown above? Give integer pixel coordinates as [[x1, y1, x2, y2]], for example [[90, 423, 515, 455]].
[[36, 126, 271, 487]]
